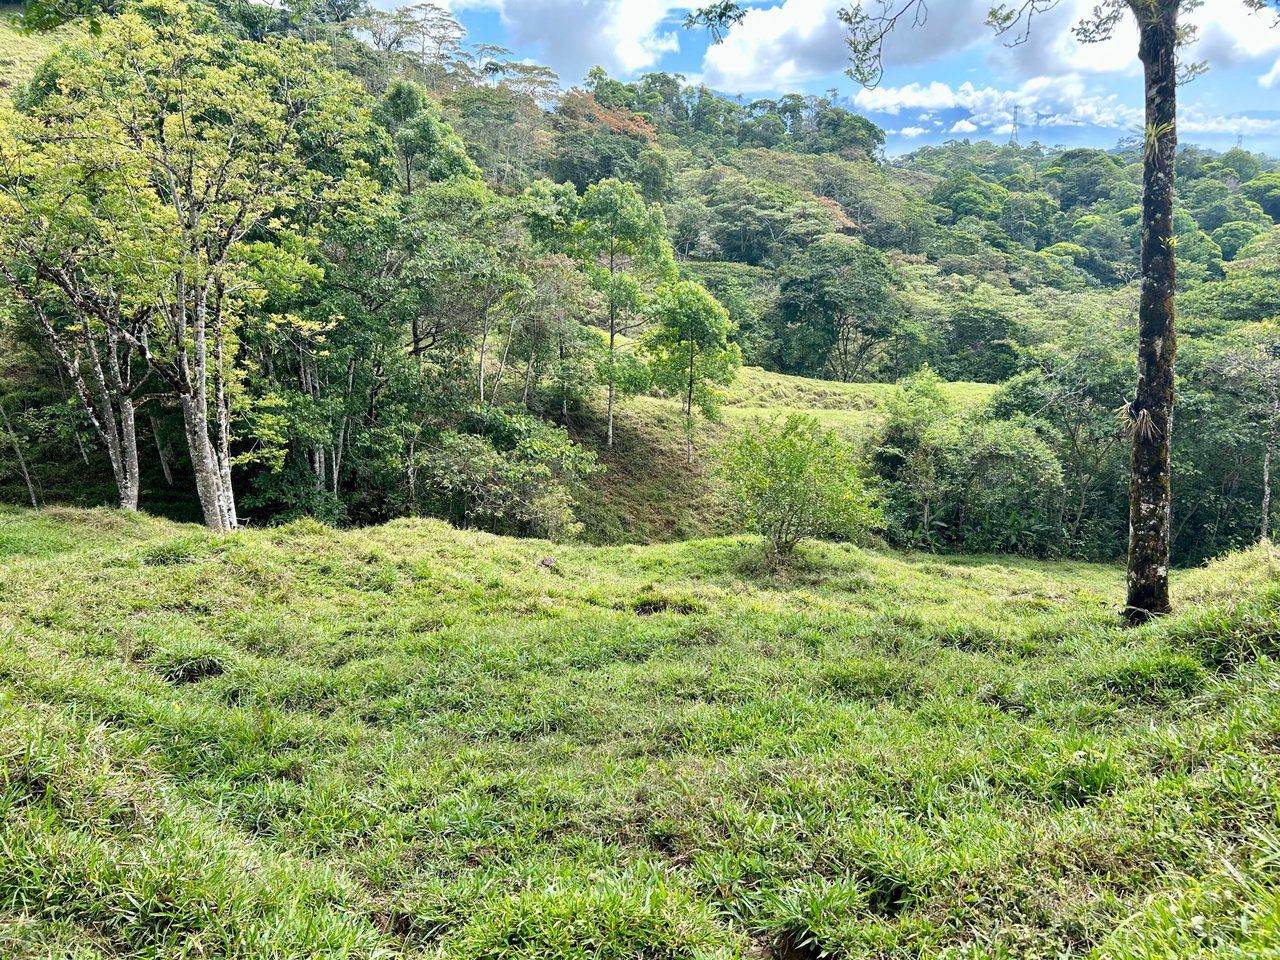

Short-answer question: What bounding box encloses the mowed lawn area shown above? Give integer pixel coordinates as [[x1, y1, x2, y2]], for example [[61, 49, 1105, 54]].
[[1, 507, 1279, 958]]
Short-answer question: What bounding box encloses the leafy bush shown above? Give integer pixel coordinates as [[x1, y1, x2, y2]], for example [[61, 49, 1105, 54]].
[[872, 368, 1065, 555], [417, 408, 601, 540], [715, 414, 880, 561]]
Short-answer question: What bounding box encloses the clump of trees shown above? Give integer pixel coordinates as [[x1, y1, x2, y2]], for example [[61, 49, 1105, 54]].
[[0, 4, 375, 528], [1, 0, 1278, 577], [0, 0, 739, 538], [688, 0, 1280, 621]]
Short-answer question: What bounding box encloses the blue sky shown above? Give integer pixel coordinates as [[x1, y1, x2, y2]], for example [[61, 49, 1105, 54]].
[[438, 1, 1280, 156]]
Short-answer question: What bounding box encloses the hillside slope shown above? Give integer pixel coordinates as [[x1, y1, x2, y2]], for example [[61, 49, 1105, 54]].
[[0, 8, 70, 91], [570, 364, 996, 545], [2, 507, 1279, 958]]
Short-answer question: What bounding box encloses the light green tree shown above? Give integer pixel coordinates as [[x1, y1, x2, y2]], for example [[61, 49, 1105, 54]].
[[572, 178, 676, 449], [716, 414, 880, 563], [645, 280, 741, 464]]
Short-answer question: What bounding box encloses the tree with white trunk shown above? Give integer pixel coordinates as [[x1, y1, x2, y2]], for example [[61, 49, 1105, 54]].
[[0, 1, 377, 530]]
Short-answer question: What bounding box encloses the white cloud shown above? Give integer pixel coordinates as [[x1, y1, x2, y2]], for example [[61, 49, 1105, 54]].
[[433, 0, 693, 84], [855, 75, 1141, 133], [1179, 111, 1280, 137], [950, 119, 978, 134], [700, 0, 989, 92], [1190, 2, 1280, 67], [1262, 58, 1280, 89], [988, 0, 1280, 81], [853, 81, 963, 115], [899, 126, 927, 138]]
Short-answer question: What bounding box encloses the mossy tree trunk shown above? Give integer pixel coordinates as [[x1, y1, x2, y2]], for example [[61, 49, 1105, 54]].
[[1125, 0, 1180, 624]]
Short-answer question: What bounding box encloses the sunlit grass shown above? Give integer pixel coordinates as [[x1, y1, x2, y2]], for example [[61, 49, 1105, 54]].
[[0, 8, 73, 92], [1, 507, 1279, 957]]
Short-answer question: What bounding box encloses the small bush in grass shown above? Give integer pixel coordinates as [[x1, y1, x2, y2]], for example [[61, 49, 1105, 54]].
[[715, 414, 880, 563]]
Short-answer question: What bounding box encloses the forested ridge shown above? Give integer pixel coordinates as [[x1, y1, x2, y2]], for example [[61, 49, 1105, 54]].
[[0, 0, 1278, 563]]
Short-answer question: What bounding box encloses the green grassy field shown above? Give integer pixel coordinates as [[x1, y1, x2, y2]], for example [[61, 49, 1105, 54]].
[[2, 506, 1280, 958], [0, 7, 71, 92]]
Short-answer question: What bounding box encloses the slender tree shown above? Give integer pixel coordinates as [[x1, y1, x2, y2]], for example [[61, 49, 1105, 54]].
[[690, 0, 1280, 622], [1216, 323, 1280, 542], [572, 179, 675, 449], [0, 257, 145, 511], [0, 401, 38, 509], [644, 280, 741, 464]]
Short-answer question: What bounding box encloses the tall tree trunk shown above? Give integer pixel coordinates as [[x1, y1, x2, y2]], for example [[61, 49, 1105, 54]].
[[686, 339, 696, 465], [489, 312, 521, 408], [522, 350, 536, 408], [606, 248, 617, 449], [182, 393, 233, 531], [1124, 0, 1179, 624], [212, 296, 238, 528], [118, 396, 140, 512], [176, 289, 237, 532], [1263, 403, 1276, 542], [607, 320, 616, 450], [0, 403, 39, 509], [151, 415, 175, 486]]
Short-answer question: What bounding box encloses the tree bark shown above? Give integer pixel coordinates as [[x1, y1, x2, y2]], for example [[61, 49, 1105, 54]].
[[1263, 403, 1276, 542], [607, 322, 617, 449], [0, 403, 39, 509], [151, 415, 175, 486], [118, 396, 140, 512], [182, 393, 234, 531], [686, 338, 696, 465], [174, 286, 237, 532], [1124, 0, 1179, 624]]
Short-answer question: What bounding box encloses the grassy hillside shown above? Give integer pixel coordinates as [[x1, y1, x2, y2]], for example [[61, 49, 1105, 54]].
[[570, 364, 997, 545], [0, 7, 70, 92], [2, 507, 1280, 958]]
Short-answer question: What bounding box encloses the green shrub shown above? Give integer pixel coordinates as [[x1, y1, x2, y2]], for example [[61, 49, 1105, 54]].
[[418, 408, 601, 540], [714, 414, 880, 562]]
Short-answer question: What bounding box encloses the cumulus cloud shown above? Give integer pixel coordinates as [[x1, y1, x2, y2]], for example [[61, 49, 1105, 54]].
[[1262, 58, 1280, 89], [855, 75, 1141, 133], [435, 0, 690, 84], [1179, 110, 1280, 137], [431, 0, 1280, 148], [1190, 3, 1280, 67], [988, 0, 1280, 81], [700, 0, 989, 92]]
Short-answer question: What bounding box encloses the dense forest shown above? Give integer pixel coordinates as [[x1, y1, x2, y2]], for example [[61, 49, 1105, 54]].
[[1, 0, 1278, 566]]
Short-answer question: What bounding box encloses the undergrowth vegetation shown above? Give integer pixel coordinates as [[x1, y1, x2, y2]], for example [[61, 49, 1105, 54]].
[[2, 507, 1280, 958]]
